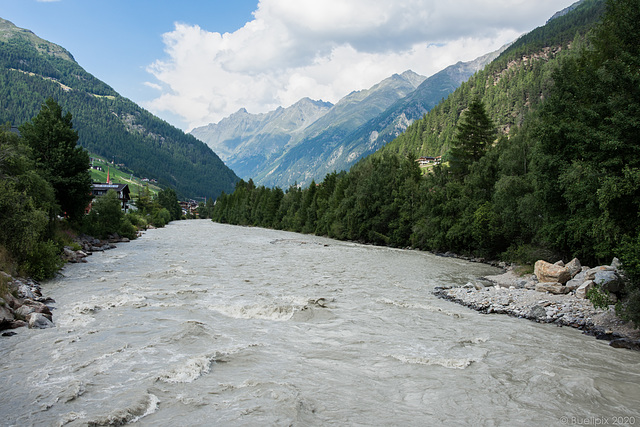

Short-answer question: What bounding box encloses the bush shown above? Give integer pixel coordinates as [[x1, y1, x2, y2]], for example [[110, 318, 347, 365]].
[[586, 285, 613, 310], [22, 240, 63, 280], [84, 190, 124, 238], [616, 233, 640, 326], [118, 217, 137, 240], [126, 212, 148, 230], [501, 244, 559, 265], [151, 208, 171, 228]]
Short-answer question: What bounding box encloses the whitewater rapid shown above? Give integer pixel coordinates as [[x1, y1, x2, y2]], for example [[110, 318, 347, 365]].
[[1, 221, 639, 426]]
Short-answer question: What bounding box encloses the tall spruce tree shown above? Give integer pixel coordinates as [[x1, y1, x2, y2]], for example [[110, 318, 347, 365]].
[[448, 98, 496, 179], [19, 98, 92, 221]]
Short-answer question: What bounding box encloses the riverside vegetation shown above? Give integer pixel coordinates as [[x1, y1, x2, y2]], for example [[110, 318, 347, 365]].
[[0, 17, 238, 200], [210, 0, 640, 327], [1, 99, 189, 330]]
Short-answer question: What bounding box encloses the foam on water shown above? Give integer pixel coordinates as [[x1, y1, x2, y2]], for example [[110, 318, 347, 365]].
[[2, 221, 639, 426], [390, 354, 476, 369]]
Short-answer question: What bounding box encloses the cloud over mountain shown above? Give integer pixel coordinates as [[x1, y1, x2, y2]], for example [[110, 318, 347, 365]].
[[144, 0, 577, 130]]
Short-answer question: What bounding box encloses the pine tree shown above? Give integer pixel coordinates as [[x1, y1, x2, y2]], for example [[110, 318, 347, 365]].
[[448, 98, 496, 179], [19, 98, 92, 221]]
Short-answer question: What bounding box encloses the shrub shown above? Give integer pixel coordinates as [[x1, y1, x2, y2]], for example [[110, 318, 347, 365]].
[[151, 208, 171, 228], [22, 240, 63, 280], [118, 217, 137, 240], [586, 285, 614, 310]]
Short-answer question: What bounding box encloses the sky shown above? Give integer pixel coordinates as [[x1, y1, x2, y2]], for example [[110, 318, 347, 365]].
[[1, 0, 579, 131]]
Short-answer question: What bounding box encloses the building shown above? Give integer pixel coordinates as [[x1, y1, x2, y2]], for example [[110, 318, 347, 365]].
[[89, 183, 131, 211], [416, 156, 442, 167]]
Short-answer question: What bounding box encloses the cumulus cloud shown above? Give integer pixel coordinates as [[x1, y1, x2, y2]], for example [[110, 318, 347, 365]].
[[145, 0, 576, 130]]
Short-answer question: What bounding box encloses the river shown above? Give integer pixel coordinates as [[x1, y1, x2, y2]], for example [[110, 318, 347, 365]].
[[1, 220, 639, 426]]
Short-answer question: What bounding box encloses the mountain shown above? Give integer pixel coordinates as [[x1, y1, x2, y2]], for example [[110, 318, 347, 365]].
[[547, 0, 584, 22], [261, 48, 505, 187], [192, 51, 500, 188], [192, 70, 428, 187], [190, 97, 333, 180], [0, 17, 238, 200], [379, 0, 605, 160]]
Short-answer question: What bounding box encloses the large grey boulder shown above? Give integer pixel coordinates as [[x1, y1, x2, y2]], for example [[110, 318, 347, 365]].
[[566, 271, 587, 291], [566, 258, 582, 278], [585, 265, 615, 281], [28, 312, 54, 329], [594, 270, 622, 294]]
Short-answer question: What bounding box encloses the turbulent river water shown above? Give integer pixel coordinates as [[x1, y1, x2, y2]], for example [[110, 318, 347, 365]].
[[1, 220, 640, 426]]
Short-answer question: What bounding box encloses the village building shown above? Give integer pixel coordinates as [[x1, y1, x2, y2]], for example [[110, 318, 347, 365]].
[[179, 200, 199, 217], [416, 156, 442, 167], [87, 183, 131, 212]]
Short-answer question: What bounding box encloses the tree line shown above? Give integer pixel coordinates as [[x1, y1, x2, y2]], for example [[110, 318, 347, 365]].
[[0, 32, 238, 200], [1, 99, 185, 280], [210, 0, 640, 325]]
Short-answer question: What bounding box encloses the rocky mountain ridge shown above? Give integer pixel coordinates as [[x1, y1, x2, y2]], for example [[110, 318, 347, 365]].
[[191, 57, 503, 188]]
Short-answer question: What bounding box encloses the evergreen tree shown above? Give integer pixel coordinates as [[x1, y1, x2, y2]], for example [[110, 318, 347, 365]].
[[157, 187, 182, 221], [19, 98, 92, 221], [448, 98, 496, 179]]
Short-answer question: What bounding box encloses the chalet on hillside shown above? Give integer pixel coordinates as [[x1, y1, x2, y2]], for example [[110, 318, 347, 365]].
[[88, 183, 131, 212], [416, 156, 442, 167]]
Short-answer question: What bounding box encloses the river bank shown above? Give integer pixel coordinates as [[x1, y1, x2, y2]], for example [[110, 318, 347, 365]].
[[0, 233, 132, 334], [434, 264, 640, 351]]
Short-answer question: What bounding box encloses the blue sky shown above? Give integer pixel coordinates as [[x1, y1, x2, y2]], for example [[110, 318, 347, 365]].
[[1, 0, 579, 131]]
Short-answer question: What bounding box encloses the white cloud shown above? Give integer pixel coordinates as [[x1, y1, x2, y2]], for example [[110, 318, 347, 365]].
[[143, 82, 163, 91], [144, 0, 577, 130]]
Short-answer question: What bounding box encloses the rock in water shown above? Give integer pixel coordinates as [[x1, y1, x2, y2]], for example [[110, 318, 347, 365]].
[[28, 313, 54, 329]]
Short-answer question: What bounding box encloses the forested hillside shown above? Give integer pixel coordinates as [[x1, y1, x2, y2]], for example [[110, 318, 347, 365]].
[[209, 0, 640, 324], [0, 18, 238, 200], [380, 0, 606, 159]]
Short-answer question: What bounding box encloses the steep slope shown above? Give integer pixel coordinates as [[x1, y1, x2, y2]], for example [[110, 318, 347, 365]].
[[379, 0, 605, 160], [190, 97, 333, 179], [263, 48, 505, 187], [193, 71, 426, 186], [255, 70, 427, 186], [0, 17, 238, 200]]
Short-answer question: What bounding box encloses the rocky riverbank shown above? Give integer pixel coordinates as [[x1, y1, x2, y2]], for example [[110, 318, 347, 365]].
[[434, 258, 640, 351], [0, 233, 132, 335]]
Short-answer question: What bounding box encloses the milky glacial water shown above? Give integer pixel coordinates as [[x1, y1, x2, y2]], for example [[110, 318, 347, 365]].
[[1, 220, 639, 426]]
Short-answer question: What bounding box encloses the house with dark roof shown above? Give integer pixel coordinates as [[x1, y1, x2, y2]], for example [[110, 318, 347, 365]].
[[89, 183, 131, 211]]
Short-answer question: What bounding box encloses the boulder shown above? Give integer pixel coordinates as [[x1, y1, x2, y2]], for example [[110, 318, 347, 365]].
[[611, 257, 622, 270], [14, 305, 35, 319], [17, 283, 36, 299], [594, 271, 622, 294], [28, 312, 54, 329], [0, 303, 15, 330], [534, 260, 571, 284], [610, 338, 640, 351], [535, 282, 571, 294], [21, 299, 52, 316], [566, 271, 587, 291], [576, 280, 595, 299], [585, 265, 615, 281], [528, 304, 547, 319], [566, 258, 582, 278]]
